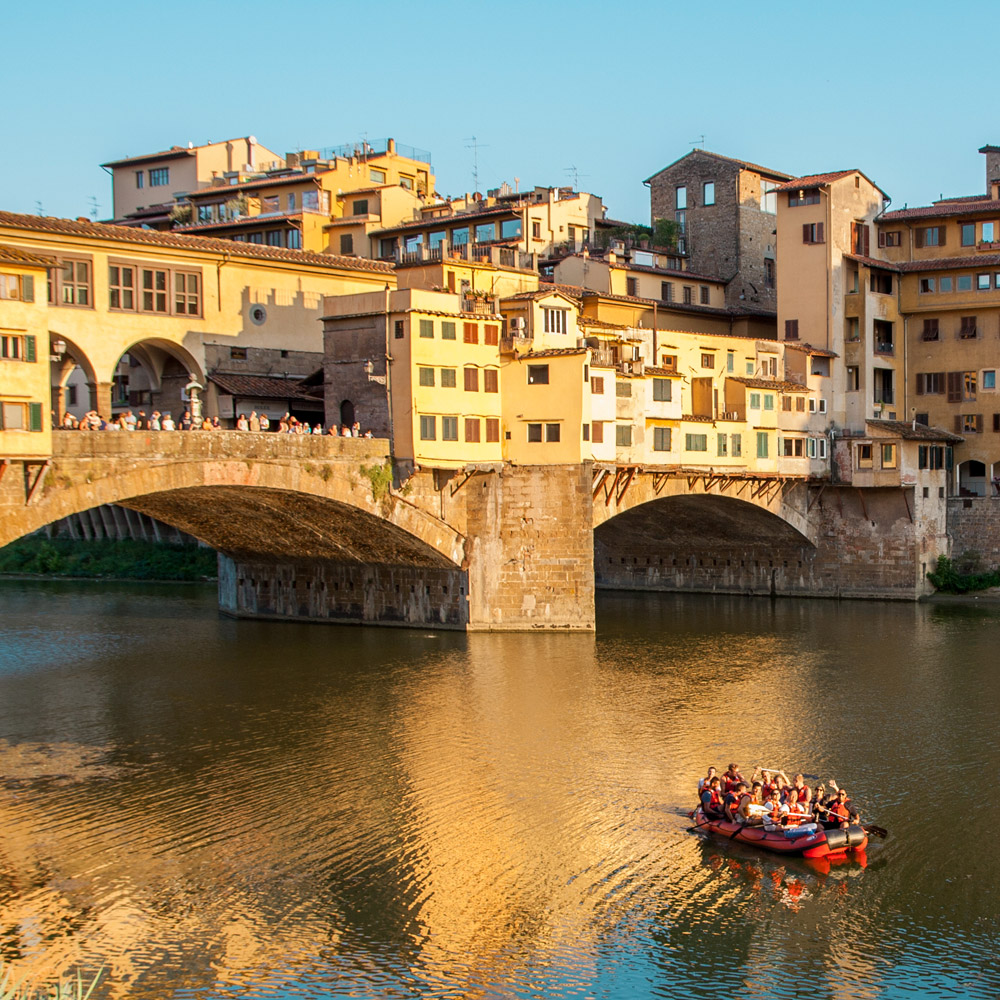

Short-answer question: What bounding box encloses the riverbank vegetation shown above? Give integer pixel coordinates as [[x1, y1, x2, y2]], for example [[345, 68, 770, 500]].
[[0, 536, 217, 582], [926, 552, 1000, 594]]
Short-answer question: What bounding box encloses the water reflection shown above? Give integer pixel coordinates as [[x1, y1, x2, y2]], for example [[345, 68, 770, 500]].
[[0, 582, 997, 998]]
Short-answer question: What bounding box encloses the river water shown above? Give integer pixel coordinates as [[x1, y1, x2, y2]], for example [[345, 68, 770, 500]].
[[0, 580, 997, 999]]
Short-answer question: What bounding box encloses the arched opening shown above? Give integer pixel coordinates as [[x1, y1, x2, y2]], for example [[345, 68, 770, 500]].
[[49, 333, 99, 424], [340, 399, 355, 429], [958, 459, 987, 497], [109, 339, 205, 424], [595, 494, 815, 597]]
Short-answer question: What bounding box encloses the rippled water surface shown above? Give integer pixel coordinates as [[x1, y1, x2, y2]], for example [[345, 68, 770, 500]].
[[0, 581, 998, 999]]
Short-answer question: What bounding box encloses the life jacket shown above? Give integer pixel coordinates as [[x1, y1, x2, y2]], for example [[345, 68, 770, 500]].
[[828, 799, 850, 822], [723, 792, 739, 816], [762, 781, 777, 799], [784, 803, 801, 827], [769, 800, 784, 823], [702, 787, 722, 814]]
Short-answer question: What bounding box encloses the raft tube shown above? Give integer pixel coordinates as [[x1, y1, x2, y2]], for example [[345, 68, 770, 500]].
[[692, 808, 868, 858]]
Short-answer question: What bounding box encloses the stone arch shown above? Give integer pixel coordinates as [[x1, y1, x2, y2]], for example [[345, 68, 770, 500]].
[[340, 399, 355, 428], [957, 458, 988, 497], [48, 333, 99, 420], [110, 338, 206, 417]]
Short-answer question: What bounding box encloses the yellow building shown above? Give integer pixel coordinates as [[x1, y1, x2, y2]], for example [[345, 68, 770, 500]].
[[0, 246, 51, 458], [0, 210, 395, 428]]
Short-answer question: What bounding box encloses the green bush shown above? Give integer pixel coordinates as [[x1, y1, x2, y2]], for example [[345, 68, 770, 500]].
[[927, 554, 1000, 594], [0, 536, 217, 582]]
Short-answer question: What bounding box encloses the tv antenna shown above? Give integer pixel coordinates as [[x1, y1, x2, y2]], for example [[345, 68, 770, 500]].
[[465, 135, 489, 193], [35, 201, 44, 217], [689, 135, 706, 148], [88, 195, 99, 220], [564, 165, 589, 189]]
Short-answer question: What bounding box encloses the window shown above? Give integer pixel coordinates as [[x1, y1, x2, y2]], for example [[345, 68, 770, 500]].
[[727, 352, 735, 373], [261, 195, 279, 214], [919, 277, 936, 294], [653, 378, 672, 401], [464, 367, 478, 392], [428, 230, 446, 249], [430, 415, 453, 441], [846, 317, 860, 341], [764, 394, 774, 411], [796, 396, 806, 411], [756, 432, 769, 458], [940, 276, 953, 292], [174, 272, 200, 315], [983, 222, 996, 243], [961, 414, 983, 433], [764, 258, 775, 288], [58, 260, 91, 306], [978, 273, 991, 291], [984, 370, 996, 390], [749, 392, 761, 409], [440, 368, 456, 388], [653, 427, 671, 451], [465, 418, 481, 442], [475, 222, 495, 242], [661, 354, 677, 371], [266, 230, 283, 247], [760, 181, 778, 214], [399, 175, 414, 191], [626, 277, 638, 296], [451, 228, 469, 247], [527, 423, 543, 442], [286, 230, 301, 249], [500, 218, 522, 239], [661, 281, 673, 302], [149, 167, 169, 186], [369, 168, 386, 184], [964, 371, 977, 400], [921, 318, 939, 341], [463, 322, 478, 345], [419, 319, 434, 339], [961, 223, 976, 247], [746, 361, 755, 375], [352, 199, 369, 216], [916, 372, 945, 395], [0, 401, 42, 431], [782, 396, 792, 412], [785, 319, 799, 340], [960, 316, 977, 339], [484, 369, 498, 393], [616, 381, 631, 397], [486, 418, 500, 443], [287, 193, 296, 211], [958, 274, 973, 291], [591, 376, 605, 394], [675, 186, 687, 210], [442, 321, 456, 341], [848, 267, 859, 293], [108, 265, 134, 310], [881, 443, 897, 468], [612, 424, 631, 447], [847, 366, 860, 391], [803, 222, 825, 244], [700, 285, 710, 304], [683, 286, 693, 304], [703, 181, 715, 206], [532, 220, 541, 240], [394, 320, 404, 339], [857, 443, 873, 468], [879, 230, 902, 248], [340, 234, 354, 254], [731, 433, 742, 456], [788, 189, 820, 207], [141, 268, 168, 312], [701, 352, 714, 369], [135, 171, 144, 189], [851, 222, 870, 256], [717, 433, 728, 457], [0, 274, 31, 301], [545, 423, 560, 442], [592, 421, 604, 444], [685, 433, 707, 451], [918, 445, 945, 470], [0, 334, 35, 361], [781, 437, 805, 457], [527, 365, 549, 385], [419, 415, 436, 440], [418, 367, 435, 387], [484, 324, 499, 346], [870, 272, 893, 294], [543, 308, 568, 334]]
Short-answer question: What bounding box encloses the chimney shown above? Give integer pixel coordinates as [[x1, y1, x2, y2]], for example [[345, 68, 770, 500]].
[[387, 138, 396, 154], [980, 145, 1000, 199]]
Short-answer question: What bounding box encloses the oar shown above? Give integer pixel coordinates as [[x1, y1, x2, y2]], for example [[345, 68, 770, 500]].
[[813, 804, 888, 839]]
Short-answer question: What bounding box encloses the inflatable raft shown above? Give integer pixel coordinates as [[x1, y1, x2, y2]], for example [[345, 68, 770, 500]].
[[692, 808, 868, 858]]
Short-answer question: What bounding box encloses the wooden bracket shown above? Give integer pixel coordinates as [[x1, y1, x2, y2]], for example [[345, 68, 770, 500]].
[[0, 458, 8, 486], [592, 468, 610, 500], [449, 470, 475, 496], [807, 483, 827, 512], [901, 487, 913, 523], [24, 460, 51, 505], [652, 471, 669, 495], [856, 488, 869, 521]]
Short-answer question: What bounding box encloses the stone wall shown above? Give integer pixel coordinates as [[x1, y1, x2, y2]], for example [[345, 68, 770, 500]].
[[219, 555, 468, 628], [948, 496, 1000, 566]]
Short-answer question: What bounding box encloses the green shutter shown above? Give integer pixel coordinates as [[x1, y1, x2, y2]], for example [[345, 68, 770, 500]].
[[24, 335, 36, 363], [22, 275, 34, 302], [28, 402, 43, 431]]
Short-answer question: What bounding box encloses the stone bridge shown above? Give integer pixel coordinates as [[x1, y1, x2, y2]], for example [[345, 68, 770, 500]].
[[0, 437, 937, 631]]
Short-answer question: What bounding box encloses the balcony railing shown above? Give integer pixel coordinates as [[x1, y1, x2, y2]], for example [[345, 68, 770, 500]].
[[874, 342, 894, 355], [462, 296, 496, 315]]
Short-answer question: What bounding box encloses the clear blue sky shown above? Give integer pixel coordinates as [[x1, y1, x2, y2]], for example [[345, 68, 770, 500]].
[[2, 0, 995, 224]]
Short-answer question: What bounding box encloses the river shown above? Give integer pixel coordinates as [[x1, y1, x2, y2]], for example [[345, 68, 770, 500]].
[[0, 580, 997, 999]]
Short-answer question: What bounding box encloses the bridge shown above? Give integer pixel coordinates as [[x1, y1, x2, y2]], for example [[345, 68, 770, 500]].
[[0, 434, 932, 630]]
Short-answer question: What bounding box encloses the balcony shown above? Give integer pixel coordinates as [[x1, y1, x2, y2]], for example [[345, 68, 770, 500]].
[[874, 341, 895, 356], [462, 296, 496, 315]]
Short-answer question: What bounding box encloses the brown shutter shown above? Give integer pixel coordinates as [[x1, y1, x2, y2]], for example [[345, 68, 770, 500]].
[[955, 415, 962, 433], [862, 226, 870, 256], [938, 225, 946, 246], [976, 414, 983, 432], [916, 374, 925, 395], [878, 230, 885, 248], [803, 223, 810, 243], [947, 371, 963, 402], [817, 222, 824, 243], [915, 228, 925, 249]]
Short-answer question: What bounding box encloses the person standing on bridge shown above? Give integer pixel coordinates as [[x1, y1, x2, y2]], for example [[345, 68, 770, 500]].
[[259, 413, 270, 431], [249, 411, 260, 432]]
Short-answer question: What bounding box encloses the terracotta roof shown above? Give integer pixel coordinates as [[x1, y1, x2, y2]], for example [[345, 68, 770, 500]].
[[933, 194, 990, 205], [727, 376, 810, 393], [577, 316, 627, 330], [896, 253, 1000, 273], [644, 365, 682, 376], [176, 212, 306, 233], [519, 348, 588, 359], [608, 260, 722, 283], [775, 170, 886, 195], [0, 211, 393, 273], [502, 288, 578, 303], [782, 341, 838, 358], [865, 419, 963, 443], [207, 373, 316, 400], [184, 172, 323, 200], [101, 146, 197, 168], [843, 253, 901, 272], [644, 149, 792, 185], [880, 199, 1000, 222], [0, 244, 52, 268]]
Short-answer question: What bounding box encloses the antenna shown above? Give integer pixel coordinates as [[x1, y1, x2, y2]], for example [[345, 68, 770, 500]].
[[564, 165, 589, 189], [689, 135, 706, 148], [35, 200, 44, 217], [465, 135, 489, 193], [88, 195, 99, 220]]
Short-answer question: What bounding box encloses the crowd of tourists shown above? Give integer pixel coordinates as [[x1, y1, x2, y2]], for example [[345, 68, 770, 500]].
[[698, 763, 859, 832], [57, 409, 373, 437]]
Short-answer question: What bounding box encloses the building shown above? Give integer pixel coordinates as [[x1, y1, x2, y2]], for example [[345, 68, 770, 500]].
[[0, 245, 51, 459], [0, 211, 394, 430], [644, 149, 791, 311], [103, 137, 284, 223]]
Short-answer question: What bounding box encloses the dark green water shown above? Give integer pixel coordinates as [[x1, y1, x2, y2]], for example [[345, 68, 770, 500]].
[[0, 580, 997, 999]]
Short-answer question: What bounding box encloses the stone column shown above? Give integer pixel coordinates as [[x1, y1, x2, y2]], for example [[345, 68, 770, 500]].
[[88, 381, 113, 419]]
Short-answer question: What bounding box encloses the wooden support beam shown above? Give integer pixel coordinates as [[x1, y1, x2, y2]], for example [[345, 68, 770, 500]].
[[717, 476, 734, 493], [901, 487, 913, 523], [0, 458, 8, 486], [735, 478, 751, 497], [449, 470, 475, 496], [807, 483, 827, 512], [605, 469, 625, 506], [592, 469, 609, 501], [652, 472, 669, 495], [856, 488, 869, 521], [615, 467, 636, 506], [25, 460, 51, 506]]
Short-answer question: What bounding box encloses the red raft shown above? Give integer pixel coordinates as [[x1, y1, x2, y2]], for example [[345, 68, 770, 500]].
[[692, 808, 868, 858]]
